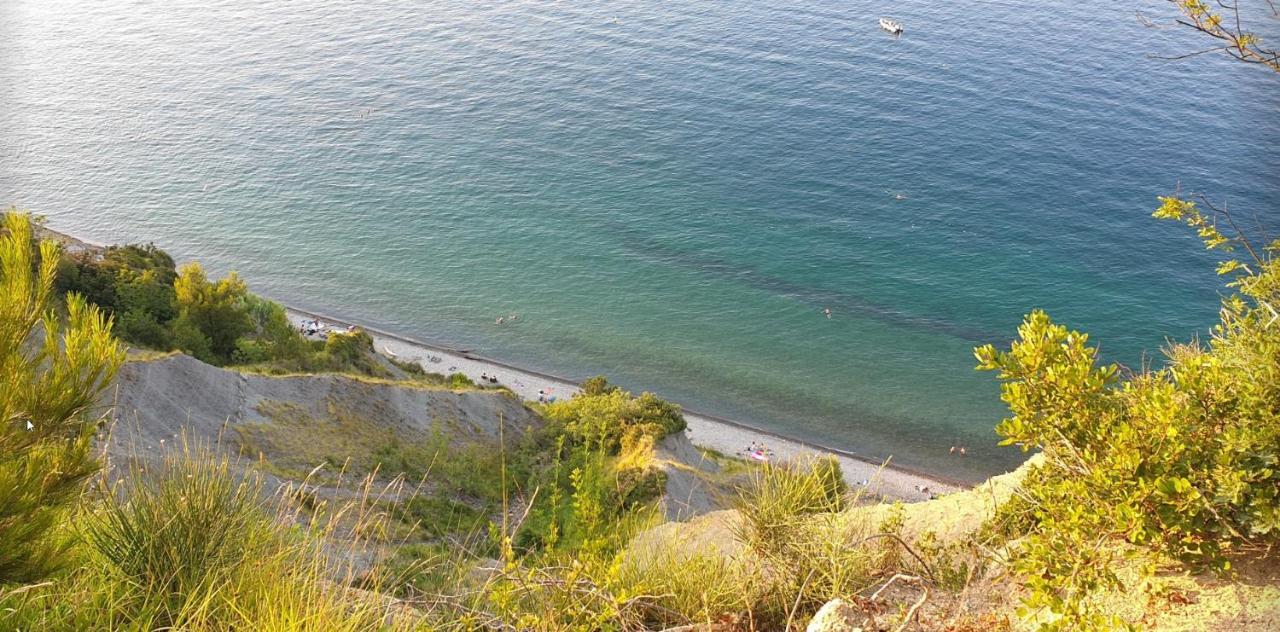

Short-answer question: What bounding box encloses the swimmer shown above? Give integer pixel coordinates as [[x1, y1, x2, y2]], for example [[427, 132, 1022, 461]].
[[823, 307, 832, 319]]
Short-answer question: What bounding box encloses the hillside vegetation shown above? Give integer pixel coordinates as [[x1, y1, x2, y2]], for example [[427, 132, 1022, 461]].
[[2, 195, 1279, 632]]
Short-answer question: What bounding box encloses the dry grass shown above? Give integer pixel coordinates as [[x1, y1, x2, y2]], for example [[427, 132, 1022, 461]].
[[0, 444, 424, 631]]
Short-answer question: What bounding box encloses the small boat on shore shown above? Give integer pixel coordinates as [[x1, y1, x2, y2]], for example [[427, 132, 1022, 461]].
[[879, 17, 904, 35]]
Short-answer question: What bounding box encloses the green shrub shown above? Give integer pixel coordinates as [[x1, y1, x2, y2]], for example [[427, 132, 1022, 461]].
[[169, 311, 214, 363], [55, 251, 118, 309], [55, 243, 178, 350], [975, 197, 1280, 629], [116, 307, 172, 349], [580, 375, 619, 396], [324, 328, 374, 365], [543, 385, 687, 455], [513, 386, 687, 556]]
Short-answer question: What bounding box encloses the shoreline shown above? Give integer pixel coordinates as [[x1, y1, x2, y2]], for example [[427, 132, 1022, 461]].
[[41, 224, 979, 500], [286, 305, 972, 500]]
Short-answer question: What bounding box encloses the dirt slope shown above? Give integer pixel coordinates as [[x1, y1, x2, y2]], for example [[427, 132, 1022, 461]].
[[103, 353, 542, 463]]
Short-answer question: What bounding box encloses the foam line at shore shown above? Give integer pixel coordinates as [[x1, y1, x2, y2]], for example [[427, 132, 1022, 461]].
[[286, 306, 974, 500]]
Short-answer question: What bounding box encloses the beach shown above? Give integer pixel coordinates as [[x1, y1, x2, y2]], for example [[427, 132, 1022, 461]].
[[287, 307, 971, 501], [40, 225, 972, 500]]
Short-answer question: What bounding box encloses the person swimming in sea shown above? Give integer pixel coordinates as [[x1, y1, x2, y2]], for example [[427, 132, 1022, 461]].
[[823, 307, 832, 319]]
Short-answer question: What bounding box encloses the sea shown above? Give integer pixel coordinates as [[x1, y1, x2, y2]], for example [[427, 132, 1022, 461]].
[[2, 0, 1276, 482]]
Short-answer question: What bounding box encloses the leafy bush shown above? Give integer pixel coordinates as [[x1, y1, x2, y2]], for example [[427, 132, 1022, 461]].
[[975, 198, 1280, 629], [0, 212, 125, 584], [323, 328, 377, 370], [542, 380, 687, 455], [115, 306, 173, 349], [580, 374, 619, 396]]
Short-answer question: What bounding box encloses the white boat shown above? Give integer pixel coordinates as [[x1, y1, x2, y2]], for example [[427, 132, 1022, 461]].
[[879, 18, 903, 34]]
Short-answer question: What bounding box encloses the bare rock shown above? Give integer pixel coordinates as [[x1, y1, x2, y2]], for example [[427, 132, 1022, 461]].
[[806, 598, 863, 632]]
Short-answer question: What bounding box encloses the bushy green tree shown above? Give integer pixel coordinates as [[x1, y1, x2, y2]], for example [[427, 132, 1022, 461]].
[[579, 375, 619, 396], [543, 379, 687, 454], [0, 212, 125, 583], [172, 262, 253, 365], [56, 244, 179, 350], [976, 198, 1280, 629]]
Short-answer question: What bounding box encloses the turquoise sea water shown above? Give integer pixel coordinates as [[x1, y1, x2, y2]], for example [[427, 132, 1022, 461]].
[[2, 1, 1276, 481]]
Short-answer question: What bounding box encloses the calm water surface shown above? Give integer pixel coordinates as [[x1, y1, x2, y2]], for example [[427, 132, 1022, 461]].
[[3, 0, 1277, 481]]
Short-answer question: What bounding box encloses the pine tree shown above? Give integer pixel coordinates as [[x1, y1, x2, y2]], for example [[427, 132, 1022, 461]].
[[0, 211, 124, 583]]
